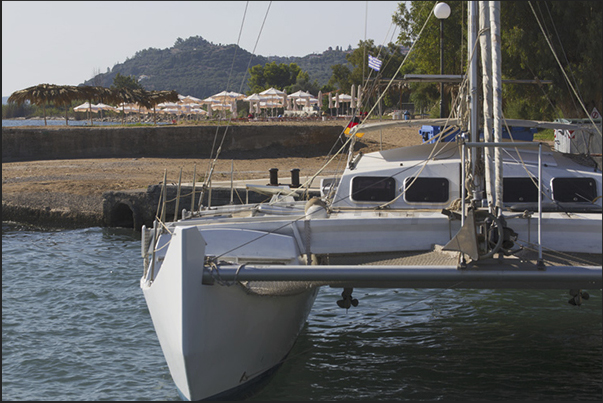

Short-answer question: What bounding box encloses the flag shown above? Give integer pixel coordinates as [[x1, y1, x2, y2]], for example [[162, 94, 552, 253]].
[[344, 116, 364, 138], [368, 55, 382, 71]]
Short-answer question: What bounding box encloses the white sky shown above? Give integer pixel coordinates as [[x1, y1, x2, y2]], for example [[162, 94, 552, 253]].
[[2, 1, 403, 97]]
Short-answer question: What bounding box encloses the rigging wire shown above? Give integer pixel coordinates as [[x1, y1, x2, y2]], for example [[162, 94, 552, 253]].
[[360, 5, 434, 124], [527, 1, 601, 137], [202, 1, 273, 198], [540, 1, 583, 116]]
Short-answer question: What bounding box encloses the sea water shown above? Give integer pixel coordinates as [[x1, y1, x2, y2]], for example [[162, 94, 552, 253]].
[[2, 223, 601, 401], [2, 119, 172, 127]]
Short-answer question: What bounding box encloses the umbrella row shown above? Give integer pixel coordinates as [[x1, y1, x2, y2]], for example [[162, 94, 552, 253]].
[[71, 87, 365, 117], [242, 87, 364, 115]]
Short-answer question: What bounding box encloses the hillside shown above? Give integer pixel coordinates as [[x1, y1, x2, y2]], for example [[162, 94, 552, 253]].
[[85, 36, 351, 99]]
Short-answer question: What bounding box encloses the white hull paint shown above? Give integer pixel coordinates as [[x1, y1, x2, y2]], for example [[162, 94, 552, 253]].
[[141, 226, 318, 401]]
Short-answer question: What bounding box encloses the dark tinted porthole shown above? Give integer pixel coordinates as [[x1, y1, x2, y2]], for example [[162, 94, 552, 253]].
[[552, 177, 597, 202], [503, 177, 539, 203], [351, 176, 396, 202], [404, 177, 449, 203]]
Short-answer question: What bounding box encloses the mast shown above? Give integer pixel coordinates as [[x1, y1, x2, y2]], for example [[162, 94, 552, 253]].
[[468, 1, 480, 199], [490, 0, 503, 213], [479, 1, 494, 210]]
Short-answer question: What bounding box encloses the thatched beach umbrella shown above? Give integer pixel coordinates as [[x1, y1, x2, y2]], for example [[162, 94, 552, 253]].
[[147, 90, 179, 125], [75, 85, 113, 125], [105, 87, 143, 124], [8, 83, 80, 126]]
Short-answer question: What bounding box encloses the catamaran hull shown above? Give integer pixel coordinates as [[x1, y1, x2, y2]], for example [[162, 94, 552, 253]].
[[141, 226, 318, 401]]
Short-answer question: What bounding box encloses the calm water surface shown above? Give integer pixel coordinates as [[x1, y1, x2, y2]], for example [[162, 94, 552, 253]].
[[2, 223, 601, 400], [2, 119, 171, 127]]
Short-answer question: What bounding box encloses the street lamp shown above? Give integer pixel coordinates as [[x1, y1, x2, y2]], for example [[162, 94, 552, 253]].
[[434, 2, 450, 119]]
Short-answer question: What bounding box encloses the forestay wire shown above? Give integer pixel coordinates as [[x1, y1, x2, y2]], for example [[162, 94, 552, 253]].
[[202, 1, 273, 202]]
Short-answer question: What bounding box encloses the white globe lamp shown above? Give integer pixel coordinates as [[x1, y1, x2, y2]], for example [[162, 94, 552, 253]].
[[434, 2, 450, 118], [434, 2, 451, 20]]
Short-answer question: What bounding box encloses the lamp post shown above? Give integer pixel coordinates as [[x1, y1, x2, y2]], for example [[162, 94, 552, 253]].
[[434, 2, 451, 119]]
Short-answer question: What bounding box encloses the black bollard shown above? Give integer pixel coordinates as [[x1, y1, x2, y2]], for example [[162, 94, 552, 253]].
[[269, 168, 279, 186], [290, 168, 300, 188]]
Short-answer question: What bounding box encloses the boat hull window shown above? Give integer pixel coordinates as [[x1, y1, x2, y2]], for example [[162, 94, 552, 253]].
[[503, 177, 539, 203], [351, 176, 396, 202], [552, 177, 598, 202], [404, 177, 449, 203]]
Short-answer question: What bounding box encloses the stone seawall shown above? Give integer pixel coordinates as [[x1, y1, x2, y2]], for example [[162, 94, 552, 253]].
[[2, 124, 342, 162], [2, 124, 338, 229]]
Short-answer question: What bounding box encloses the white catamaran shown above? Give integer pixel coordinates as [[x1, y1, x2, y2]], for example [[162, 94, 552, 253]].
[[140, 2, 601, 400]]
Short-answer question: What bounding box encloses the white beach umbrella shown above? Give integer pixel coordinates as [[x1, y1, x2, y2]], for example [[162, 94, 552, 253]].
[[190, 108, 207, 115], [243, 94, 268, 104], [260, 87, 286, 98], [73, 102, 100, 113], [201, 97, 220, 105], [180, 95, 203, 104], [357, 85, 362, 109], [288, 90, 313, 110], [119, 103, 140, 114], [161, 107, 181, 115], [244, 94, 267, 115], [158, 102, 180, 108], [287, 90, 313, 100], [282, 93, 288, 109], [211, 91, 237, 103], [295, 97, 318, 105], [350, 85, 356, 109], [227, 91, 246, 100], [334, 94, 352, 103], [95, 103, 117, 112], [211, 103, 232, 111], [259, 88, 286, 110]]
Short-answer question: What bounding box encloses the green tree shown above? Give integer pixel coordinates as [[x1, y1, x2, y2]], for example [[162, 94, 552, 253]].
[[111, 73, 144, 91], [248, 62, 315, 93], [328, 64, 352, 92], [393, 1, 602, 120], [287, 70, 320, 94], [326, 40, 407, 111]]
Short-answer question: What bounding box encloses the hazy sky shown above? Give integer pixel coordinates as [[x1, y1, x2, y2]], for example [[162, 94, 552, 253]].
[[2, 1, 403, 97]]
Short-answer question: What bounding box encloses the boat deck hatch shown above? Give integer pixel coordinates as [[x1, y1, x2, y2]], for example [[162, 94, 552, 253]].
[[552, 177, 598, 202], [503, 177, 539, 203]]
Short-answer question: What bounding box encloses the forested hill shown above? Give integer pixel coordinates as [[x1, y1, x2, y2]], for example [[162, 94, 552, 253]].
[[84, 36, 350, 98]]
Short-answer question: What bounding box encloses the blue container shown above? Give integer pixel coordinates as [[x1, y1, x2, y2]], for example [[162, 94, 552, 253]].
[[481, 126, 536, 141], [419, 125, 536, 144], [419, 126, 459, 143]]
